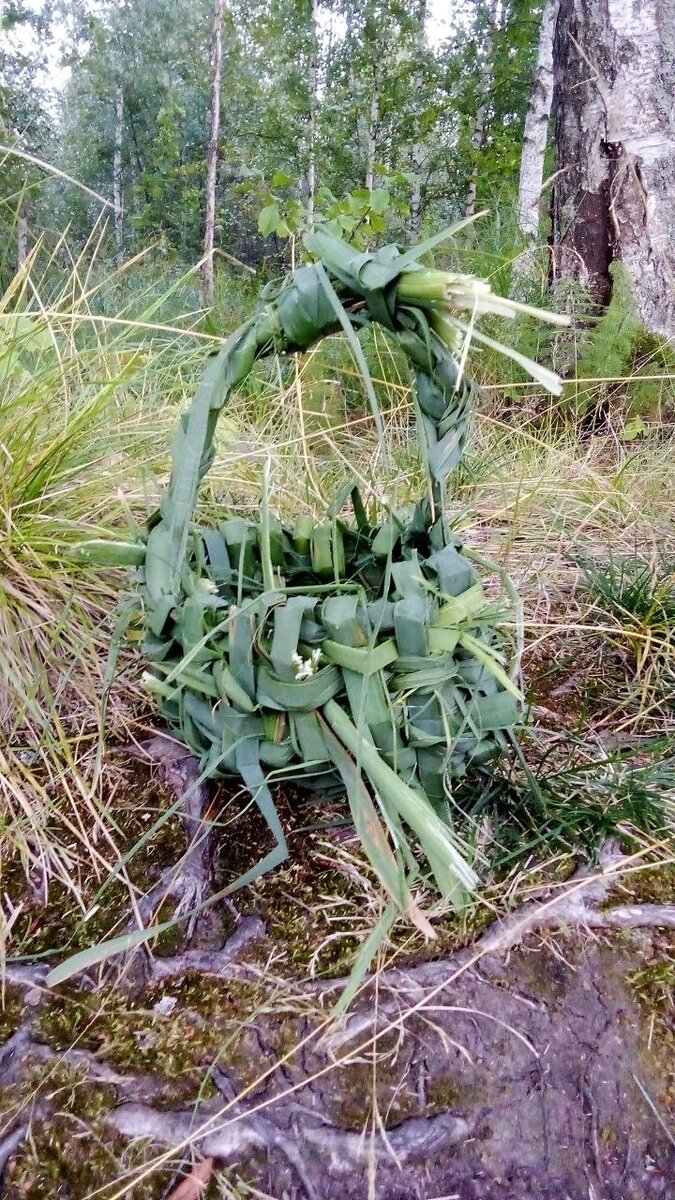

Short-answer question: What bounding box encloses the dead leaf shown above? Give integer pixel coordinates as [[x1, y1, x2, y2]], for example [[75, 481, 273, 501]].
[[166, 1158, 214, 1200]]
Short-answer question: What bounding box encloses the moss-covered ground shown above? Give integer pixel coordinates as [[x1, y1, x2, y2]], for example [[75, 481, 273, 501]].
[[2, 743, 674, 1199]]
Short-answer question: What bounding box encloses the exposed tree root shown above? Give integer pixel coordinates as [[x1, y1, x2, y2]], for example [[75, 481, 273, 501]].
[[147, 915, 266, 985], [0, 1125, 31, 1184], [107, 1100, 470, 1200], [11, 834, 674, 1004], [580, 902, 675, 930], [123, 734, 218, 938], [3, 821, 675, 1197], [87, 836, 675, 1009], [324, 839, 675, 1045], [7, 838, 675, 1010], [116, 734, 675, 1001], [0, 988, 471, 1200]]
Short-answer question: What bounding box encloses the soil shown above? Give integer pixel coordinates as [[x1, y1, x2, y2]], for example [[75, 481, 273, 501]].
[[1, 740, 674, 1200]]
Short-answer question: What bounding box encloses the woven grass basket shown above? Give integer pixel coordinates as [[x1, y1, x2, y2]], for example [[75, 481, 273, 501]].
[[91, 227, 567, 928]]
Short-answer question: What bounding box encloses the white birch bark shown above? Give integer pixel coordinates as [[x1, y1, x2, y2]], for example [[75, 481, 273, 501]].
[[465, 0, 499, 219], [113, 83, 124, 268], [306, 0, 319, 221], [552, 0, 675, 338], [365, 88, 380, 194], [17, 205, 28, 268], [409, 0, 427, 239], [203, 0, 224, 305], [516, 0, 558, 242]]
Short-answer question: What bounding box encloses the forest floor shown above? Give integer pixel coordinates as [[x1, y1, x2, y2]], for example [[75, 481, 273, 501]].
[[3, 564, 675, 1199], [2, 304, 675, 1197], [1, 747, 674, 1199]]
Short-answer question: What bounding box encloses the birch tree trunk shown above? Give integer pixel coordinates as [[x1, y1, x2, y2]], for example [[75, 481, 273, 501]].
[[409, 0, 427, 239], [113, 83, 124, 268], [465, 100, 487, 220], [551, 0, 675, 339], [203, 0, 224, 305], [465, 0, 498, 219], [306, 0, 319, 222], [365, 87, 380, 194], [17, 204, 28, 268], [516, 0, 558, 244]]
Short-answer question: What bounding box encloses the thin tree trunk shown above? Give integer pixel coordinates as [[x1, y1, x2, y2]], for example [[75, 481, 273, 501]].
[[306, 0, 319, 221], [113, 83, 124, 268], [465, 0, 499, 218], [465, 107, 486, 219], [365, 88, 379, 194], [203, 0, 224, 305], [516, 0, 559, 244], [552, 0, 675, 338], [17, 206, 28, 268], [409, 0, 427, 239], [346, 5, 356, 93]]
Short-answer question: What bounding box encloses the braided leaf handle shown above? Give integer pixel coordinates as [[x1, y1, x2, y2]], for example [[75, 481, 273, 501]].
[[146, 230, 474, 602]]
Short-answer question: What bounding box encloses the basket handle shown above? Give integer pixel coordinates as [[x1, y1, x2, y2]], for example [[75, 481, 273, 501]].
[[146, 245, 473, 599]]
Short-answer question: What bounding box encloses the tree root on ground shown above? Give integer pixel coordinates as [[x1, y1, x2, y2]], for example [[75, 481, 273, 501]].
[[3, 816, 675, 1198], [72, 833, 674, 1008], [122, 734, 218, 937], [107, 1101, 470, 1200], [117, 735, 675, 994], [322, 838, 675, 1045], [0, 1125, 32, 1179], [147, 915, 266, 985], [0, 992, 470, 1200]]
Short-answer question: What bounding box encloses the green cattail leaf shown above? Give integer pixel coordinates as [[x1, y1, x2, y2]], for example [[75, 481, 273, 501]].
[[372, 516, 402, 559], [214, 661, 257, 712], [292, 514, 314, 555], [332, 904, 400, 1019], [395, 213, 487, 268], [394, 594, 432, 658], [46, 919, 183, 988], [322, 637, 398, 675], [323, 700, 478, 900], [437, 582, 486, 626], [144, 523, 175, 600], [70, 539, 145, 567], [291, 711, 330, 763], [428, 626, 461, 654], [320, 718, 434, 937], [311, 523, 344, 579], [322, 595, 369, 646], [458, 632, 523, 701], [270, 596, 317, 680], [313, 261, 386, 442], [258, 663, 342, 711]]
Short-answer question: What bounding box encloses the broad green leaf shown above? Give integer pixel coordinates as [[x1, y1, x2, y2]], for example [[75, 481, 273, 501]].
[[370, 189, 391, 214], [258, 204, 281, 237], [621, 415, 647, 441]]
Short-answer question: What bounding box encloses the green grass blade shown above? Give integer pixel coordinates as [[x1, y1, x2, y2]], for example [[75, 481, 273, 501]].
[[332, 904, 399, 1019]]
